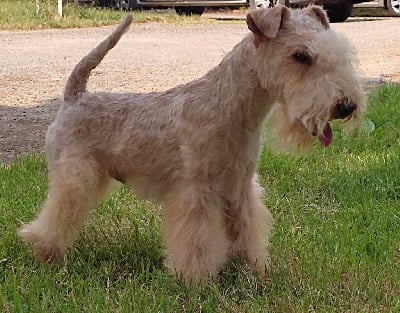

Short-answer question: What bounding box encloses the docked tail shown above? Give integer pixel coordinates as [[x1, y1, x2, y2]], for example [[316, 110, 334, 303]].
[[63, 15, 133, 102]]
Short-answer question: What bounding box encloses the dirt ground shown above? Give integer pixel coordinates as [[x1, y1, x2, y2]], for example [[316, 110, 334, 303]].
[[1, 16, 399, 164]]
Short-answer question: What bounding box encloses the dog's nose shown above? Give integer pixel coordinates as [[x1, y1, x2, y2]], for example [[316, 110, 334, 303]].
[[332, 97, 357, 120]]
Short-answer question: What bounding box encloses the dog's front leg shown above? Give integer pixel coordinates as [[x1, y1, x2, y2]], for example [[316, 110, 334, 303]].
[[162, 186, 229, 283], [227, 175, 273, 279]]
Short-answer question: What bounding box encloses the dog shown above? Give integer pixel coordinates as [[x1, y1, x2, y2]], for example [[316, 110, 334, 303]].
[[19, 6, 366, 283]]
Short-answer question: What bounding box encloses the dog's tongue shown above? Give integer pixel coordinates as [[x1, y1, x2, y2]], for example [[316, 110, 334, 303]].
[[318, 123, 333, 147]]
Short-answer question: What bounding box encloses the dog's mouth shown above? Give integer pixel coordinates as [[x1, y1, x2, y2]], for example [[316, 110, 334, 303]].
[[316, 96, 357, 148]]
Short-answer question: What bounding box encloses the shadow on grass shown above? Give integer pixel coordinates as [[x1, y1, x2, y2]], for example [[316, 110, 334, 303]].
[[0, 98, 61, 164]]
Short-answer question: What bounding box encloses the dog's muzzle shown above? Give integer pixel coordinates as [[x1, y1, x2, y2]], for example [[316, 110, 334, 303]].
[[331, 96, 357, 120], [317, 96, 357, 148]]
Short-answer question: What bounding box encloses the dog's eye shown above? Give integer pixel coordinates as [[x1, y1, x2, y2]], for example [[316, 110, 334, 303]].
[[293, 52, 312, 65]]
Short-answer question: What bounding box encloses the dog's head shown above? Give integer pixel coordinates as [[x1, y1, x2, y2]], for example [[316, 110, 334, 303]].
[[247, 6, 366, 153]]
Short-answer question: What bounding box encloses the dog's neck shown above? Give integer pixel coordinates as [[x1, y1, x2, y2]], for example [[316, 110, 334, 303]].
[[204, 35, 274, 131]]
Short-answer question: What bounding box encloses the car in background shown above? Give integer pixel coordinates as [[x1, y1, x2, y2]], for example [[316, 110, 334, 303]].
[[285, 0, 399, 21], [282, 0, 369, 22], [386, 0, 400, 16], [375, 0, 399, 16], [96, 0, 246, 15], [94, 0, 397, 20]]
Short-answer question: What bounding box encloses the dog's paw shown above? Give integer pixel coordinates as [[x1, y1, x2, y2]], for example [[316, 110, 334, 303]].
[[19, 224, 64, 264]]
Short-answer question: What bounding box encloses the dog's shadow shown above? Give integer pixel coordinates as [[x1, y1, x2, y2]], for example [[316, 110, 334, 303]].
[[68, 190, 165, 278], [0, 98, 60, 164], [63, 188, 275, 292]]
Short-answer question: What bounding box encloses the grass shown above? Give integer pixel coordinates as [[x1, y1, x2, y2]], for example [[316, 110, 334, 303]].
[[1, 84, 400, 312], [0, 0, 205, 30]]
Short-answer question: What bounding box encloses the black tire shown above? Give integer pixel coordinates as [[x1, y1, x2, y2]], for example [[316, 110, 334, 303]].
[[128, 0, 140, 10], [175, 6, 205, 15], [95, 0, 108, 7], [268, 0, 281, 7], [111, 0, 130, 10], [387, 0, 400, 16], [324, 1, 353, 23]]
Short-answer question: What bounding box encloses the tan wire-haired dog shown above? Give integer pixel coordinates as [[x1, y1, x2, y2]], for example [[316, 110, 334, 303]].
[[19, 6, 366, 283]]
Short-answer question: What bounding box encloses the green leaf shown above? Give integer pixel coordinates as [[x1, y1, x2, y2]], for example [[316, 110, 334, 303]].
[[363, 119, 376, 134]]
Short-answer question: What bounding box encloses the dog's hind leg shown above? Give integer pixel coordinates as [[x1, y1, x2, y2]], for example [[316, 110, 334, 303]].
[[163, 186, 229, 283], [19, 156, 114, 262]]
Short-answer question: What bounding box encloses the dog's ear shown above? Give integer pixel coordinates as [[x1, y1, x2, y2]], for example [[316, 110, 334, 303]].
[[246, 6, 290, 48], [305, 5, 330, 29]]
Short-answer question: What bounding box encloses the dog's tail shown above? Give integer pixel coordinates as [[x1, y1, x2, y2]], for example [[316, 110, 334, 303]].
[[63, 15, 133, 102]]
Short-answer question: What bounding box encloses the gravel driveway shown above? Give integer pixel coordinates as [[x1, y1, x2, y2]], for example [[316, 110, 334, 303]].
[[1, 17, 399, 163]]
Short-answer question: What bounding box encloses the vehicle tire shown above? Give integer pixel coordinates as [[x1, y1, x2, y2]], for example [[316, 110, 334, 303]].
[[128, 0, 140, 10], [387, 0, 400, 16], [111, 0, 130, 10], [95, 0, 108, 7], [324, 1, 353, 23], [175, 6, 205, 15]]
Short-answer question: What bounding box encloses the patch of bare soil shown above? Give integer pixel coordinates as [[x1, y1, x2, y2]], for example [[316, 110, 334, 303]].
[[1, 18, 399, 163]]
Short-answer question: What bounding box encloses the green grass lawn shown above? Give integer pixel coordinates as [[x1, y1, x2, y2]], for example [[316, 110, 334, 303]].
[[1, 84, 399, 312], [0, 0, 205, 30]]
